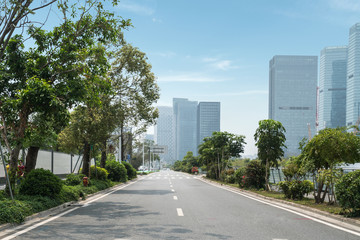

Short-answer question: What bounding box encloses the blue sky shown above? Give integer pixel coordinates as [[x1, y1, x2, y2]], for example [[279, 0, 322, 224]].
[[111, 0, 360, 156]]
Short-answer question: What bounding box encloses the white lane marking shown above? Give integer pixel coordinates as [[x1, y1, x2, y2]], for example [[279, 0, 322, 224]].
[[149, 177, 153, 179], [173, 196, 178, 200], [170, 185, 173, 188], [171, 177, 175, 179], [186, 177, 190, 179], [179, 177, 183, 179], [198, 178, 360, 237], [2, 181, 137, 239], [177, 208, 184, 216], [171, 189, 175, 192]]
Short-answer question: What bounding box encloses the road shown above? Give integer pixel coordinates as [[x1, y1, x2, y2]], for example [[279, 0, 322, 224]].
[[1, 170, 360, 240]]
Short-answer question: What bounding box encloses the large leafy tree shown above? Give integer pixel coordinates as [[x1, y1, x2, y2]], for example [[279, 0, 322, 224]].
[[198, 131, 246, 180], [299, 127, 360, 203], [109, 44, 160, 162], [0, 0, 130, 192], [254, 119, 286, 191]]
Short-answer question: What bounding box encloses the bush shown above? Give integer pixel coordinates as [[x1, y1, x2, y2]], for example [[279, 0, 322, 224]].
[[90, 166, 108, 180], [105, 160, 128, 182], [243, 160, 266, 189], [278, 180, 313, 200], [19, 168, 63, 199], [59, 185, 84, 202], [123, 162, 137, 180], [64, 173, 86, 186], [224, 169, 236, 184], [235, 167, 246, 185], [0, 200, 32, 224], [335, 170, 360, 216]]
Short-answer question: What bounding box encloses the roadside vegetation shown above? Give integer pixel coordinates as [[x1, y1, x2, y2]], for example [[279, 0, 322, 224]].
[[0, 157, 138, 224], [173, 124, 360, 219]]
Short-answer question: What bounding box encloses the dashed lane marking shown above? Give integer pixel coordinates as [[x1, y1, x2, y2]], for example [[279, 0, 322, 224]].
[[177, 208, 184, 216], [173, 196, 178, 200]]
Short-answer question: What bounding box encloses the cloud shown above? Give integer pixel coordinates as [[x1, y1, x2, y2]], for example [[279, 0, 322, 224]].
[[117, 2, 155, 16], [202, 57, 239, 71], [157, 74, 224, 83], [329, 0, 360, 12], [152, 18, 162, 23]]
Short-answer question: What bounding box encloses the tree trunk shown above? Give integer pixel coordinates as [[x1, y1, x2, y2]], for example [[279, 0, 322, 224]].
[[265, 158, 270, 191], [100, 140, 107, 168], [81, 141, 91, 177], [25, 146, 40, 176], [6, 144, 22, 195]]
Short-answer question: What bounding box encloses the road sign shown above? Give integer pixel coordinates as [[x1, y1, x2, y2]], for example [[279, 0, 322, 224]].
[[151, 145, 168, 154]]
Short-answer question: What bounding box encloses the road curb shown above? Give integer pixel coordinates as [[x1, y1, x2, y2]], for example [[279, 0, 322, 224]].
[[199, 176, 360, 230], [0, 178, 140, 232]]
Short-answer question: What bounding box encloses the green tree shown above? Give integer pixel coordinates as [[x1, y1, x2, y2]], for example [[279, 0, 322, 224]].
[[254, 119, 286, 191], [0, 0, 130, 191], [198, 131, 246, 180], [299, 127, 360, 203]]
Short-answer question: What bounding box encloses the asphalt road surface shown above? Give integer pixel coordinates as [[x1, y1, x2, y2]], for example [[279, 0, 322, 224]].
[[1, 170, 360, 240]]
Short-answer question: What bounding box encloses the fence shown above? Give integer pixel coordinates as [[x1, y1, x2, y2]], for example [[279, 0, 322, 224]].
[[0, 149, 94, 181]]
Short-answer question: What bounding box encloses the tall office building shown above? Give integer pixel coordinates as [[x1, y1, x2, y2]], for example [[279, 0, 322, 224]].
[[318, 46, 348, 131], [154, 106, 175, 164], [173, 98, 198, 160], [346, 23, 360, 127], [197, 102, 221, 146], [269, 55, 318, 157]]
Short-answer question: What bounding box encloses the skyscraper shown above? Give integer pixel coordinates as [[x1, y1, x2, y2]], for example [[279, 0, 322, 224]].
[[318, 46, 347, 131], [346, 23, 360, 127], [173, 98, 198, 160], [154, 106, 175, 164], [269, 55, 318, 157], [197, 102, 221, 146]]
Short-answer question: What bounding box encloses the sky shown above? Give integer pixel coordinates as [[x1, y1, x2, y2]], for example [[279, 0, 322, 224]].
[[108, 0, 360, 156], [33, 0, 360, 156]]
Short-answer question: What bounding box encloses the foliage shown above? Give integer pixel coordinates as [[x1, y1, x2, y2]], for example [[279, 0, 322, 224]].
[[299, 127, 360, 203], [0, 200, 32, 224], [282, 156, 305, 181], [278, 180, 313, 200], [105, 160, 128, 182], [173, 152, 199, 173], [235, 167, 247, 185], [243, 160, 267, 190], [198, 131, 246, 180], [19, 168, 63, 199], [254, 119, 286, 190], [335, 170, 360, 216], [64, 173, 86, 186], [90, 166, 109, 181], [223, 169, 236, 184], [123, 162, 137, 180]]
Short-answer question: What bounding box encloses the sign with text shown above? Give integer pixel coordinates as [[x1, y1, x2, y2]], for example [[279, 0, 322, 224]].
[[151, 145, 168, 154]]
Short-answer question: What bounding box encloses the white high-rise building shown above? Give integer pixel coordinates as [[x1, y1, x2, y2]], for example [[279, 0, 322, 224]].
[[346, 23, 360, 127], [197, 102, 221, 146], [318, 46, 347, 131]]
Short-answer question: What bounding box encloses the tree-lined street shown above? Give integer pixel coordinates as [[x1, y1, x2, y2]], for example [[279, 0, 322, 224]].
[[2, 170, 360, 240]]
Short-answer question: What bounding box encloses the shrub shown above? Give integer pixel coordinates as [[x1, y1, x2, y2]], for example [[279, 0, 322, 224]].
[[64, 173, 86, 186], [105, 160, 127, 182], [335, 170, 360, 216], [19, 168, 63, 199], [243, 160, 266, 189], [90, 166, 108, 180], [0, 200, 32, 224], [278, 180, 313, 200], [224, 169, 236, 184], [123, 162, 137, 180], [59, 185, 84, 202], [235, 167, 246, 185]]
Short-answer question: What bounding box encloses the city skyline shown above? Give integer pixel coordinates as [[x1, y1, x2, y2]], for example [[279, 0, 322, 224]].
[[115, 0, 360, 155]]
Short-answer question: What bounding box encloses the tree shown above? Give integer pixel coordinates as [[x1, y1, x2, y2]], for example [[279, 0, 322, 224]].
[[0, 0, 57, 60], [299, 127, 360, 203], [254, 119, 286, 191], [0, 0, 130, 192], [109, 44, 160, 162], [198, 131, 246, 180]]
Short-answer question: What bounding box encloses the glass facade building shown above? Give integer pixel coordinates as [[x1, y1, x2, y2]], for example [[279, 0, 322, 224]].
[[318, 46, 347, 131], [197, 102, 221, 146], [173, 98, 198, 161], [154, 106, 176, 164], [269, 55, 317, 157], [346, 23, 360, 127]]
